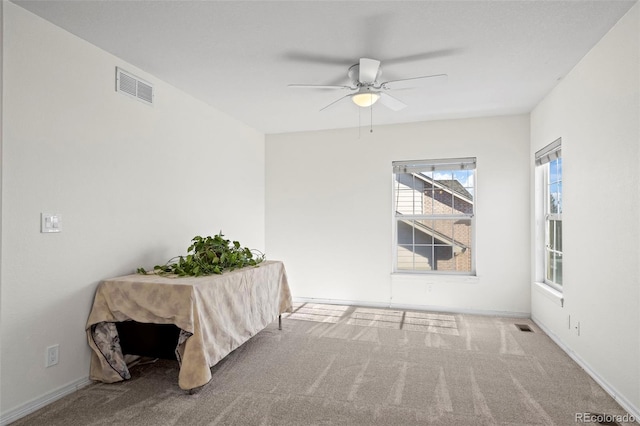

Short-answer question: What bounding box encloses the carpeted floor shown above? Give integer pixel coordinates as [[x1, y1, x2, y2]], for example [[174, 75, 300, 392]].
[[12, 303, 635, 425]]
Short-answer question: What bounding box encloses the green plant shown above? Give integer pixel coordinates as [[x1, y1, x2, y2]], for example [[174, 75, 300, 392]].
[[138, 233, 264, 277]]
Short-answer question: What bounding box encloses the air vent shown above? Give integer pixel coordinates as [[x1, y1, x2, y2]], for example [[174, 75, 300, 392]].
[[515, 324, 533, 332], [116, 67, 153, 105]]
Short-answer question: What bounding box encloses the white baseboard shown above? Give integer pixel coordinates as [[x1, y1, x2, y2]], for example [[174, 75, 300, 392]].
[[292, 297, 531, 318], [532, 316, 640, 423], [0, 376, 93, 426]]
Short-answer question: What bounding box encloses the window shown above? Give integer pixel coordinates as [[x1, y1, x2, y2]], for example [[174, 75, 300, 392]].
[[535, 139, 562, 289], [393, 158, 476, 274]]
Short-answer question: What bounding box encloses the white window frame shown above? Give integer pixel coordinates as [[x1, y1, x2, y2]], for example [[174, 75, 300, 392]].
[[535, 139, 562, 291], [392, 157, 476, 275]]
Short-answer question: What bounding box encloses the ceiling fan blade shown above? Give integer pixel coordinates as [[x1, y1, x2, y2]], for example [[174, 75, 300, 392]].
[[379, 93, 407, 111], [283, 51, 353, 66], [383, 48, 462, 65], [288, 84, 353, 90], [359, 58, 381, 84], [381, 74, 448, 90], [319, 94, 352, 111]]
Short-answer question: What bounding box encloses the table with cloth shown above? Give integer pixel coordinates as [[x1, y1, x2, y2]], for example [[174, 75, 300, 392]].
[[86, 260, 292, 390]]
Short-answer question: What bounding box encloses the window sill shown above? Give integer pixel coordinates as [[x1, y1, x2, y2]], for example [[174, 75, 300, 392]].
[[533, 282, 564, 307], [392, 272, 479, 284]]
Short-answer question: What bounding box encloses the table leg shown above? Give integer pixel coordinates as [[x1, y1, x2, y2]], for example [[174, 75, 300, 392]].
[[278, 314, 282, 330]]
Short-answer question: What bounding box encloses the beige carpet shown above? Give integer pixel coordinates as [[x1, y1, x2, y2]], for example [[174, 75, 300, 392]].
[[12, 303, 634, 425]]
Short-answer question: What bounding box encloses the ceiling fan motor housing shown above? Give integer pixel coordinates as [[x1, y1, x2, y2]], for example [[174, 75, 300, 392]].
[[348, 63, 382, 86]]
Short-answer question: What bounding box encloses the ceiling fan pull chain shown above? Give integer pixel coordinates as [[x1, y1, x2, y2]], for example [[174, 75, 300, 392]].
[[370, 102, 374, 133]]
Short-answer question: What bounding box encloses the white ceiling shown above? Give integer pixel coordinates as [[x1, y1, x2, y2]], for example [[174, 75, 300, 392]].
[[13, 0, 637, 134]]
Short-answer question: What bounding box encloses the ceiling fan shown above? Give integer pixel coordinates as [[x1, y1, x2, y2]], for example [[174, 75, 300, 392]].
[[288, 57, 447, 112]]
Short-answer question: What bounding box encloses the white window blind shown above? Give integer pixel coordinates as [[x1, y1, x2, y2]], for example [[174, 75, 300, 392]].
[[393, 157, 476, 174], [535, 138, 561, 166]]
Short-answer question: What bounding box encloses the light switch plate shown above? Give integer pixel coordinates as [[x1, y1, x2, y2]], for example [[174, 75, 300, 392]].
[[41, 213, 61, 233]]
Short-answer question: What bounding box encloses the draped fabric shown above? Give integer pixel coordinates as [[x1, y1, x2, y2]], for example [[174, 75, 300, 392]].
[[86, 260, 292, 390]]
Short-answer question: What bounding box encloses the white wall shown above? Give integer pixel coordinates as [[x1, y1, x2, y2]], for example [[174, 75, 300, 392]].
[[530, 2, 639, 416], [266, 115, 531, 315], [1, 3, 265, 418], [0, 0, 4, 416]]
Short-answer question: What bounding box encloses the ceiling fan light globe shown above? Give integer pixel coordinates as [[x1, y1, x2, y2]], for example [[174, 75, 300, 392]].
[[351, 92, 380, 108]]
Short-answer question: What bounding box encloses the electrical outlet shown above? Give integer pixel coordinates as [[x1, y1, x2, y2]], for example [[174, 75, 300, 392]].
[[46, 345, 59, 367]]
